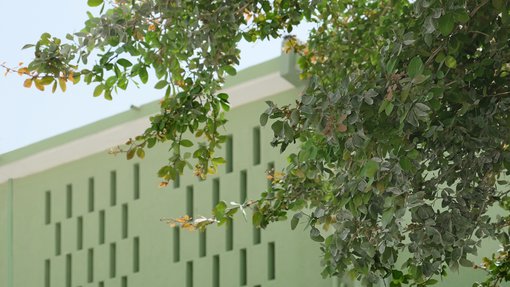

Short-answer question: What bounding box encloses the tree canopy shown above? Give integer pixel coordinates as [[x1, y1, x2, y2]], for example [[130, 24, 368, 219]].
[[7, 0, 510, 286]]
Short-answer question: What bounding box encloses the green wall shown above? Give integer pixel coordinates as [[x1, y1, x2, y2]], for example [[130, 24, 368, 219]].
[[2, 86, 333, 287]]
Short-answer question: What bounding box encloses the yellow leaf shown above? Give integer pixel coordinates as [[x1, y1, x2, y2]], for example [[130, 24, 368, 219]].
[[23, 78, 33, 88], [34, 79, 44, 91], [68, 71, 74, 83], [59, 77, 67, 92], [17, 67, 29, 76]]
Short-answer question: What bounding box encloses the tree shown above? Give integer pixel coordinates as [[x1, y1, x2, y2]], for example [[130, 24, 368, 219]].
[[6, 0, 510, 286]]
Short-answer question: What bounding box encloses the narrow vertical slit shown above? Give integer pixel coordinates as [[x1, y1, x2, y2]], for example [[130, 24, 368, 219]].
[[173, 227, 180, 262], [240, 170, 247, 203], [267, 162, 275, 190], [199, 230, 206, 257], [99, 210, 105, 244], [226, 219, 233, 251], [65, 254, 72, 287], [109, 243, 116, 278], [121, 276, 127, 287], [66, 184, 72, 218], [87, 249, 94, 283], [186, 185, 194, 218], [212, 255, 220, 287], [133, 237, 140, 272], [173, 174, 180, 189], [253, 226, 261, 245], [253, 127, 261, 165], [88, 177, 95, 212], [122, 204, 128, 239], [268, 242, 275, 280], [226, 135, 233, 173], [134, 164, 140, 199], [77, 216, 83, 250], [212, 179, 220, 209], [240, 248, 247, 286], [44, 259, 50, 287], [45, 191, 51, 224], [110, 171, 117, 206], [186, 261, 193, 287], [55, 223, 61, 256]]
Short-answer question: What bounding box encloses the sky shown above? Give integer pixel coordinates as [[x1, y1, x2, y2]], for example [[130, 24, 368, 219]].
[[0, 0, 312, 154]]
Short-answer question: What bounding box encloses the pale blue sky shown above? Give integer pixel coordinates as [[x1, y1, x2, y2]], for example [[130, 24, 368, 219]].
[[0, 0, 311, 154]]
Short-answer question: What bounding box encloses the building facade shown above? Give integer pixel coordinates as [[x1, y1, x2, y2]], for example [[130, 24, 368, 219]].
[[0, 56, 337, 287]]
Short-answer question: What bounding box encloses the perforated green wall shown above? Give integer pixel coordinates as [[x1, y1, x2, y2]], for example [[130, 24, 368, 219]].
[[0, 83, 337, 287]]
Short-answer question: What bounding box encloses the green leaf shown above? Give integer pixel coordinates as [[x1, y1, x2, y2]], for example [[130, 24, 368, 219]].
[[253, 211, 263, 226], [407, 56, 424, 78], [260, 113, 269, 126], [136, 148, 145, 159], [445, 56, 457, 68], [213, 201, 227, 220], [87, 0, 103, 7], [180, 139, 193, 147], [117, 59, 133, 68], [438, 14, 455, 36], [154, 80, 168, 90], [362, 160, 379, 178], [139, 67, 148, 84], [93, 84, 104, 97], [22, 44, 35, 50], [212, 157, 226, 164], [291, 212, 302, 230], [310, 227, 324, 242], [223, 66, 237, 76]]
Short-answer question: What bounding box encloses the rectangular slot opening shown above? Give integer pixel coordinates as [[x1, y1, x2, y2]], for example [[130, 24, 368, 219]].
[[186, 185, 194, 218], [240, 248, 247, 286], [268, 242, 275, 280], [87, 249, 94, 283], [99, 210, 105, 244], [226, 135, 233, 173], [199, 230, 206, 257], [77, 216, 83, 250], [253, 127, 261, 165], [110, 170, 117, 206], [133, 237, 140, 272], [134, 163, 140, 199], [212, 255, 220, 287], [66, 184, 72, 218], [212, 179, 220, 209], [45, 191, 51, 224], [110, 243, 116, 278], [173, 174, 180, 189], [173, 227, 180, 262], [240, 170, 247, 203], [99, 282, 104, 287], [186, 261, 193, 287], [44, 259, 50, 287], [253, 226, 261, 245], [88, 177, 95, 212], [122, 204, 128, 239], [55, 223, 61, 256], [226, 219, 233, 251], [121, 276, 127, 287], [66, 254, 72, 287], [267, 162, 275, 190]]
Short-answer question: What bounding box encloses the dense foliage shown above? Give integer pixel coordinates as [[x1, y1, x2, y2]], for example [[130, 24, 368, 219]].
[[10, 0, 510, 285]]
